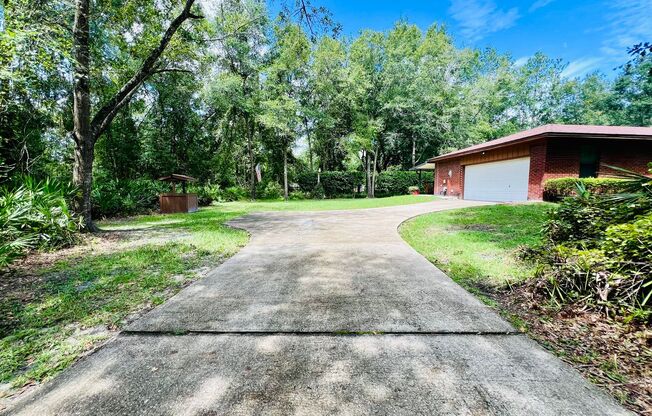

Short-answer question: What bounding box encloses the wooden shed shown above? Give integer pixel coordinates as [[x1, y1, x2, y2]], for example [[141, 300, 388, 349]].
[[158, 174, 198, 214]]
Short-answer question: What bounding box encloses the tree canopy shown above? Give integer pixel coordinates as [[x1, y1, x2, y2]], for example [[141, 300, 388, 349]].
[[1, 0, 651, 221]]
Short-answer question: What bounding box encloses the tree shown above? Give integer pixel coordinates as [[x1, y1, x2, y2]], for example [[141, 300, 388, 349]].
[[608, 56, 652, 126], [307, 36, 351, 171], [259, 22, 309, 200], [71, 0, 203, 230], [349, 30, 385, 197]]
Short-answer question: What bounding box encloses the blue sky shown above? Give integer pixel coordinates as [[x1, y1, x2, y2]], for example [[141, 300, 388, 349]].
[[315, 0, 652, 78]]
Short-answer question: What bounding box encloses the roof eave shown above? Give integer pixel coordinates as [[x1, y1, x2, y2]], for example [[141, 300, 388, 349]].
[[427, 132, 652, 163]]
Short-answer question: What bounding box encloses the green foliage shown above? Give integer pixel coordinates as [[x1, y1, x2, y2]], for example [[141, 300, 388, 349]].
[[536, 245, 650, 314], [543, 195, 624, 246], [192, 183, 222, 206], [312, 183, 325, 199], [535, 165, 652, 316], [92, 178, 167, 218], [296, 171, 364, 198], [221, 186, 249, 202], [543, 177, 629, 201], [289, 190, 308, 200], [375, 171, 432, 197], [0, 177, 80, 267], [602, 215, 652, 264], [260, 181, 283, 200]]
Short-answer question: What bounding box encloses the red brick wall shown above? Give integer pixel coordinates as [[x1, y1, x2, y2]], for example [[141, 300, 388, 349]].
[[543, 138, 652, 180], [434, 159, 463, 197], [528, 142, 547, 200], [542, 140, 582, 182], [598, 140, 652, 175]]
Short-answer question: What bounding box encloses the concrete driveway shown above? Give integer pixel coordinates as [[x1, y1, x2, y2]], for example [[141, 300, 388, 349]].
[[5, 199, 630, 415]]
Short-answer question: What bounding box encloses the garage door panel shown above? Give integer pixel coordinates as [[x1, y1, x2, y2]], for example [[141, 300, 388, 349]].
[[464, 157, 530, 202]]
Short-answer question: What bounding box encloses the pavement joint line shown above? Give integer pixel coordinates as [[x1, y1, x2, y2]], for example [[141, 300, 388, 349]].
[[120, 330, 524, 337]]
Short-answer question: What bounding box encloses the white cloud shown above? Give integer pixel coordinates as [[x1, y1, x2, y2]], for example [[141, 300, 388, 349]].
[[561, 57, 602, 78], [529, 0, 554, 12], [448, 0, 520, 42], [600, 0, 652, 61], [513, 56, 530, 67]]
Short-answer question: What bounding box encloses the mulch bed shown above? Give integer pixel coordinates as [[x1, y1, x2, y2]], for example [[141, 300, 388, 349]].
[[495, 284, 651, 415]]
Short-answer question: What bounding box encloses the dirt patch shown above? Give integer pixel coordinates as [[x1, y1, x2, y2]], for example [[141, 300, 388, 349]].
[[460, 223, 498, 232], [495, 285, 651, 415]]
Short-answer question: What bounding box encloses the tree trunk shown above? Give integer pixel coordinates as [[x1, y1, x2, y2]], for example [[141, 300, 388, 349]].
[[246, 114, 256, 200], [411, 136, 416, 167], [72, 0, 96, 231], [371, 148, 378, 198], [304, 118, 313, 171], [283, 142, 289, 201], [365, 151, 373, 198]]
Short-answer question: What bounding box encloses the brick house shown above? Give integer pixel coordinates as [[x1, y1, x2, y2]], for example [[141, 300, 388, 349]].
[[428, 124, 652, 202]]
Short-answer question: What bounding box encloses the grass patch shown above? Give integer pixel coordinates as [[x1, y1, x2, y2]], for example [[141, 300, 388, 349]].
[[399, 203, 553, 292], [1, 195, 436, 391], [0, 244, 208, 388]]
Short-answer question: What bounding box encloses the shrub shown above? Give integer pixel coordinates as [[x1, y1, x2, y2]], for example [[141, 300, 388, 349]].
[[0, 177, 80, 267], [296, 171, 364, 198], [543, 184, 639, 246], [536, 245, 649, 312], [260, 181, 283, 200], [289, 190, 308, 200], [311, 183, 325, 199], [295, 172, 318, 194], [375, 171, 432, 197], [221, 185, 249, 202], [296, 170, 432, 198], [543, 178, 628, 201], [92, 178, 166, 218], [321, 171, 364, 197], [192, 183, 222, 206], [533, 169, 652, 316], [602, 214, 652, 264]]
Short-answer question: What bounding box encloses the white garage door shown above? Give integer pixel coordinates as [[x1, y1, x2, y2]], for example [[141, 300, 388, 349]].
[[464, 157, 530, 202]]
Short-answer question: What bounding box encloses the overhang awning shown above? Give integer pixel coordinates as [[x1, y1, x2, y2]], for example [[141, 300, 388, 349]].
[[410, 162, 436, 171], [158, 174, 197, 183]]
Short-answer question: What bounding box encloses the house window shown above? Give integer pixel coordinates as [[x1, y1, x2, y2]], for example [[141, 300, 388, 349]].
[[579, 145, 599, 178]]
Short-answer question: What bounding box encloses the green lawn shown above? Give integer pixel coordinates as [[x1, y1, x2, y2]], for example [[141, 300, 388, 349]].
[[400, 203, 553, 303], [0, 195, 437, 391]]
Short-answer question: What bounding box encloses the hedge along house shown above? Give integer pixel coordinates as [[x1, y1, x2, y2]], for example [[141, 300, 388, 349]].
[[428, 124, 652, 202]]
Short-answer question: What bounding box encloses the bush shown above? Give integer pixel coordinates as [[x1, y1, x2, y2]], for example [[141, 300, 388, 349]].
[[193, 183, 222, 206], [375, 171, 432, 197], [92, 178, 166, 218], [295, 172, 318, 194], [536, 245, 649, 312], [289, 190, 308, 200], [533, 173, 652, 316], [296, 171, 364, 198], [311, 183, 325, 199], [260, 181, 283, 200], [543, 178, 627, 201], [221, 185, 249, 202], [296, 170, 432, 198], [0, 177, 80, 267], [602, 214, 652, 264]]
